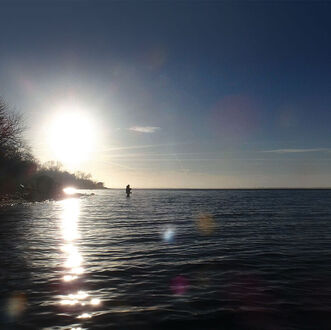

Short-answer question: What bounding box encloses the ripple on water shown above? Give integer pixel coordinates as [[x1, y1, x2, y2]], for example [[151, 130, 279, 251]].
[[0, 189, 331, 329]]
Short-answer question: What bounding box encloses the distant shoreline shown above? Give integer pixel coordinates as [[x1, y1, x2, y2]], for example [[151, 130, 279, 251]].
[[0, 189, 100, 208]]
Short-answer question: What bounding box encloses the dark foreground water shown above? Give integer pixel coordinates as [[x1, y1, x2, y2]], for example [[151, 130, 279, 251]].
[[0, 189, 330, 330]]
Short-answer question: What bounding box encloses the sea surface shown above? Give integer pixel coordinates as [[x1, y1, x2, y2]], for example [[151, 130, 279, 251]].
[[0, 189, 330, 330]]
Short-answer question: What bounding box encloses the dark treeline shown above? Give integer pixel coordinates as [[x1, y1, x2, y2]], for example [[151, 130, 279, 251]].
[[38, 161, 105, 189], [0, 99, 105, 203]]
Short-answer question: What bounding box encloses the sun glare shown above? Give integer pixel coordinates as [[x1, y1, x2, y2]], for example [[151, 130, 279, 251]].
[[63, 187, 77, 195], [48, 106, 96, 167]]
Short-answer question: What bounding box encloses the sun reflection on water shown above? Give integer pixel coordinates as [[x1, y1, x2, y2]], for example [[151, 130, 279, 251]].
[[58, 198, 101, 325], [77, 312, 92, 319], [61, 199, 80, 241], [60, 199, 84, 276]]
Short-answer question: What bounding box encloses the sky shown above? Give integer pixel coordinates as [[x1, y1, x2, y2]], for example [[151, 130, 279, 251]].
[[1, 0, 331, 188]]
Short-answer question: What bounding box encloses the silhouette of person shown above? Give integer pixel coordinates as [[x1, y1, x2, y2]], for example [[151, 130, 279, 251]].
[[126, 184, 132, 197]]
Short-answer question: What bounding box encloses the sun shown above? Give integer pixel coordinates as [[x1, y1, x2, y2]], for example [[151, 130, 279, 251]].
[[48, 106, 96, 167]]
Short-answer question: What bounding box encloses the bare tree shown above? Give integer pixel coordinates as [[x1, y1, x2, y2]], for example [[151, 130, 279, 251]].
[[0, 99, 26, 157], [42, 160, 63, 171], [75, 171, 92, 180]]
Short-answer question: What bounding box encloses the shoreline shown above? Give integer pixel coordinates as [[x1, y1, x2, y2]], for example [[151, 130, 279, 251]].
[[0, 191, 95, 208]]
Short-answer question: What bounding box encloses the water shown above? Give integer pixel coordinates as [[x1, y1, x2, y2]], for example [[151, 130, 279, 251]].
[[0, 189, 330, 329]]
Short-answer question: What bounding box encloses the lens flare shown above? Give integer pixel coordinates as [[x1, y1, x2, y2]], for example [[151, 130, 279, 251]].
[[196, 213, 216, 235], [6, 292, 27, 319], [162, 226, 175, 243], [170, 275, 189, 295]]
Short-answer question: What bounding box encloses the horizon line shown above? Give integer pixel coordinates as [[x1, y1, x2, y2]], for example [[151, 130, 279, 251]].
[[103, 187, 331, 190]]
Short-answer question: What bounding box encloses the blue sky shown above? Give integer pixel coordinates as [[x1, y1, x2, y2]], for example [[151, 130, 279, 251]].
[[1, 0, 331, 187]]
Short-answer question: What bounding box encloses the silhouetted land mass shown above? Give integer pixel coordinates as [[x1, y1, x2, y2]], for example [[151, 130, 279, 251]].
[[0, 99, 106, 205]]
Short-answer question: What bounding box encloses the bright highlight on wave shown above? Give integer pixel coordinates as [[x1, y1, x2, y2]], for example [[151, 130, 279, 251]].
[[60, 291, 101, 307], [77, 312, 92, 319], [63, 274, 77, 282]]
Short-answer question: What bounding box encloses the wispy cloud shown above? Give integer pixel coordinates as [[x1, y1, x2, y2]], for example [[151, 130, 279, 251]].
[[262, 148, 331, 154], [101, 142, 184, 152], [129, 126, 161, 133]]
